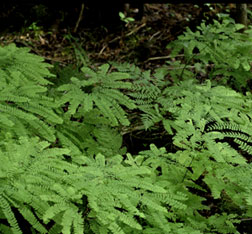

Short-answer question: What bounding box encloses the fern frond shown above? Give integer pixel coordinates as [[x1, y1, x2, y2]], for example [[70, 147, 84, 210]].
[[28, 118, 56, 142], [234, 138, 252, 155], [57, 64, 136, 126], [18, 103, 63, 124], [0, 45, 62, 143], [0, 103, 36, 121], [0, 43, 54, 85], [18, 206, 47, 233], [0, 195, 22, 234]]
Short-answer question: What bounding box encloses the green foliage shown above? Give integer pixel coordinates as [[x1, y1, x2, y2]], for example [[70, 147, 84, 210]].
[[0, 43, 60, 143], [2, 20, 252, 233], [65, 35, 90, 68], [119, 12, 135, 26], [111, 62, 165, 129], [0, 136, 75, 234], [57, 63, 136, 126], [167, 14, 252, 91], [27, 22, 44, 38]]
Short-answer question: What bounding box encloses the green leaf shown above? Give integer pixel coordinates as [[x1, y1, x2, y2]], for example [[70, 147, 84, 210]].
[[241, 60, 250, 71]]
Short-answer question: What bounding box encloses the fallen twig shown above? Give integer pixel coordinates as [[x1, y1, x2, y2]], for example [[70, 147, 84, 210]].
[[74, 3, 85, 33]]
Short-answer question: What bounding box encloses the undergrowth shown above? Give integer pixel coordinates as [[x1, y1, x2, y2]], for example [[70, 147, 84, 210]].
[[1, 14, 252, 234], [166, 14, 252, 93]]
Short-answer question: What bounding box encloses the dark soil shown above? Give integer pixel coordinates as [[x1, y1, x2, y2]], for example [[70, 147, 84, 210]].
[[0, 3, 233, 70]]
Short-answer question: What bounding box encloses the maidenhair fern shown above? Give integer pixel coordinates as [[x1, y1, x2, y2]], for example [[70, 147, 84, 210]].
[[55, 109, 126, 159], [148, 78, 252, 233], [0, 44, 61, 142], [158, 79, 252, 141], [0, 43, 54, 85], [2, 36, 252, 234], [206, 121, 252, 156], [71, 153, 168, 234], [0, 136, 74, 234], [167, 14, 252, 91], [57, 63, 136, 126], [111, 62, 165, 129]]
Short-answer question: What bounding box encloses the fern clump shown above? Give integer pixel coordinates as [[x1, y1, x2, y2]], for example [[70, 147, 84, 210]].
[[0, 136, 76, 234], [111, 62, 166, 130], [2, 19, 252, 233], [0, 43, 54, 85], [158, 79, 252, 137], [167, 14, 252, 91], [147, 78, 252, 233], [56, 112, 126, 158], [0, 43, 61, 142], [134, 144, 242, 234], [57, 63, 136, 126]]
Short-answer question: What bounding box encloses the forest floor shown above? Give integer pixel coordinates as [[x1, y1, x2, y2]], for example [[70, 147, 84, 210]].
[[0, 3, 234, 70], [1, 4, 252, 233], [0, 3, 237, 154]]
